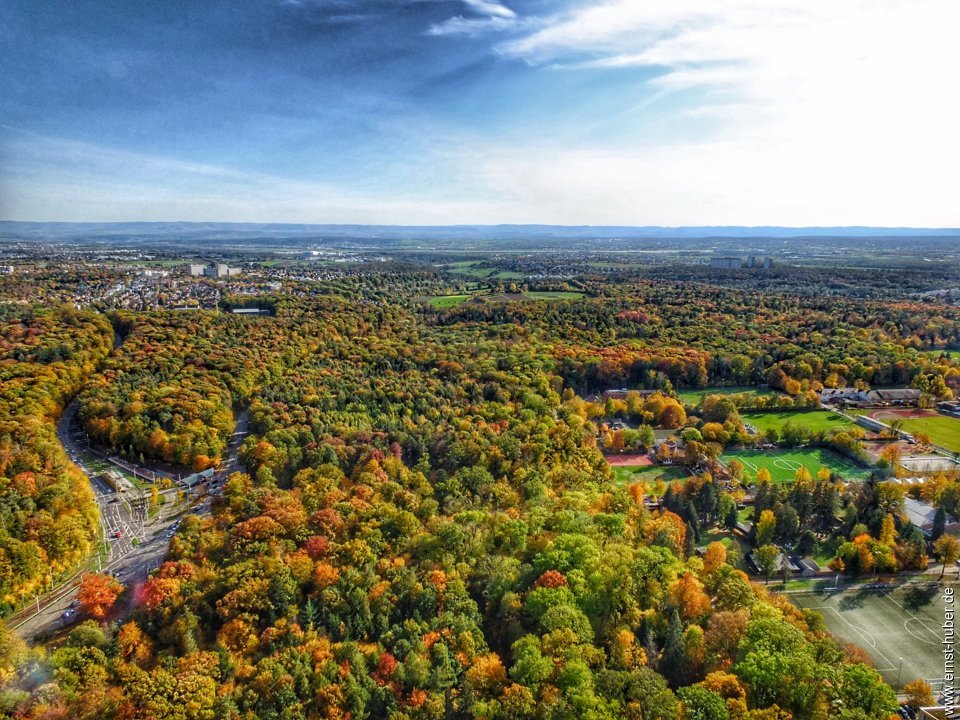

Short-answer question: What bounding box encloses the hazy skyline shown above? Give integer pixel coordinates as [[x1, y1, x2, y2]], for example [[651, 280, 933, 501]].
[[2, 0, 959, 225]]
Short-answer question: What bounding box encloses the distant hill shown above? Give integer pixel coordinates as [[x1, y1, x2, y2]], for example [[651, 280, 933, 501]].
[[1, 221, 959, 243]]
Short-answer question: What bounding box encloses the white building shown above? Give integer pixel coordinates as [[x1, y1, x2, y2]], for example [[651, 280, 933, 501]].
[[710, 257, 743, 270]]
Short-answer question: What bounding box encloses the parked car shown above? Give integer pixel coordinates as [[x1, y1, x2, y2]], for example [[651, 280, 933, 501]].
[[61, 608, 77, 621]]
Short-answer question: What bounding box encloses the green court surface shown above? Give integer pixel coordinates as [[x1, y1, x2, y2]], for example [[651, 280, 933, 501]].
[[791, 585, 955, 691], [722, 448, 869, 483], [743, 410, 858, 434]]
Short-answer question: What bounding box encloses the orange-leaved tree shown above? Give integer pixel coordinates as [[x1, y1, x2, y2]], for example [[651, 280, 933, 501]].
[[77, 572, 123, 620]]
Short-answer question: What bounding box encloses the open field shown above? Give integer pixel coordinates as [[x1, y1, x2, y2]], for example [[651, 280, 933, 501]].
[[722, 447, 869, 483], [445, 261, 523, 280], [862, 407, 960, 453], [790, 584, 953, 690], [526, 291, 585, 300], [426, 291, 586, 307], [612, 464, 690, 486], [427, 294, 471, 308], [677, 386, 784, 407], [743, 409, 858, 434], [922, 349, 960, 361]]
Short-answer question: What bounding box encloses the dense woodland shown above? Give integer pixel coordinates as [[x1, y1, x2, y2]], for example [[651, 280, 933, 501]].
[[0, 306, 112, 611], [2, 266, 960, 719]]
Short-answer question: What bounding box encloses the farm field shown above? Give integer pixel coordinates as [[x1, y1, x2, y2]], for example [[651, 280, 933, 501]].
[[677, 386, 784, 407], [742, 409, 857, 434], [856, 407, 960, 453], [790, 585, 951, 691], [722, 447, 870, 483]]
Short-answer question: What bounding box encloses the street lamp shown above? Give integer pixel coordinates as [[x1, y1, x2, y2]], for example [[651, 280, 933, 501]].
[[896, 657, 904, 693]]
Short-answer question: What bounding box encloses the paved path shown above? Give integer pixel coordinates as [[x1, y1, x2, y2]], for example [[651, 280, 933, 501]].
[[8, 403, 249, 641]]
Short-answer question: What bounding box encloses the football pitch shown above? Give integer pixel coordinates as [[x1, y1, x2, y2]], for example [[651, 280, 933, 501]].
[[791, 584, 953, 691], [742, 409, 858, 434], [866, 408, 960, 453], [722, 448, 870, 483]]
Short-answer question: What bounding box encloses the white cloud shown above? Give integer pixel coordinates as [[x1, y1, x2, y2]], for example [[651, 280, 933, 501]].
[[477, 0, 960, 224], [427, 0, 519, 35], [427, 14, 519, 37], [4, 1, 960, 226], [463, 0, 514, 20]]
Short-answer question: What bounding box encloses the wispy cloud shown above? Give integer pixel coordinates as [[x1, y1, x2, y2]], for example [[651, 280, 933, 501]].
[[4, 0, 959, 225], [427, 0, 520, 36], [0, 127, 513, 223], [463, 0, 514, 19], [481, 0, 960, 224]]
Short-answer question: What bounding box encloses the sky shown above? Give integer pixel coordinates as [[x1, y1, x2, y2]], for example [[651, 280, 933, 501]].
[[1, 0, 959, 225]]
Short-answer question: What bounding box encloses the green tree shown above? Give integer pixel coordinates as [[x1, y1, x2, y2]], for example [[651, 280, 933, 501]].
[[754, 545, 780, 584]]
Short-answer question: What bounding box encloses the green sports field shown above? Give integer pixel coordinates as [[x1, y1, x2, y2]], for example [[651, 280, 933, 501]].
[[791, 585, 953, 690], [894, 415, 960, 453], [612, 464, 690, 486], [743, 410, 858, 434], [677, 386, 784, 407], [722, 447, 869, 483], [853, 408, 960, 453]]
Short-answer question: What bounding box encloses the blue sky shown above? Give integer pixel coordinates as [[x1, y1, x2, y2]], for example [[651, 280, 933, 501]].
[[1, 0, 958, 224]]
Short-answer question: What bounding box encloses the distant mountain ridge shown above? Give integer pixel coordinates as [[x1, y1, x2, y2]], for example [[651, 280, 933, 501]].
[[1, 221, 959, 242]]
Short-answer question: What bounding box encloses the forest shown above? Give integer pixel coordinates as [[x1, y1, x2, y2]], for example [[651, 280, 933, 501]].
[[1, 265, 959, 719], [0, 306, 112, 612]]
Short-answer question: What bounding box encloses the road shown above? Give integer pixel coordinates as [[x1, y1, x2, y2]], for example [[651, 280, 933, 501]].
[[9, 405, 249, 641]]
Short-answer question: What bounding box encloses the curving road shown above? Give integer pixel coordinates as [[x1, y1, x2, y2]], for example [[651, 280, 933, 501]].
[[9, 404, 248, 641]]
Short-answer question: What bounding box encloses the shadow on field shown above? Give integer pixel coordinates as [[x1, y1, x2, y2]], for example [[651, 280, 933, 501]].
[[838, 592, 869, 610], [903, 584, 939, 610]]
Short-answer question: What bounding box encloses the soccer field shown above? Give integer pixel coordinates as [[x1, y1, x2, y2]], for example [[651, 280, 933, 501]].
[[743, 410, 858, 434], [722, 448, 869, 483], [864, 408, 960, 453], [791, 585, 954, 690]]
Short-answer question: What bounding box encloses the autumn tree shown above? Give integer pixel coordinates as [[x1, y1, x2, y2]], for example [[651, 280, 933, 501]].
[[934, 535, 960, 579], [904, 679, 936, 710], [756, 510, 777, 547], [77, 573, 123, 620]]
